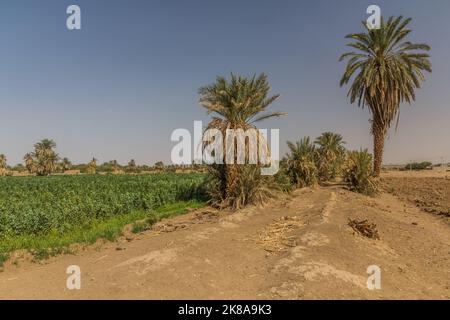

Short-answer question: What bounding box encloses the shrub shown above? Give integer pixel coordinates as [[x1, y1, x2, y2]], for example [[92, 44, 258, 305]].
[[285, 137, 318, 188], [404, 162, 433, 171], [205, 165, 281, 210], [314, 132, 346, 182], [343, 149, 379, 196]]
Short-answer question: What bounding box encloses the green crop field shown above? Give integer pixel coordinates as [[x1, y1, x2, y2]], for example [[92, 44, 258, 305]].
[[0, 173, 207, 262]]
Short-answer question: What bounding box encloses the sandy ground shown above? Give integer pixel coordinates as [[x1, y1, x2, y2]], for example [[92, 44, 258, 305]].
[[0, 176, 449, 300]]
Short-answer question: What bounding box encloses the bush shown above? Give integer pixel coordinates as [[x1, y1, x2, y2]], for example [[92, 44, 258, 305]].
[[314, 132, 346, 182], [404, 162, 433, 171], [205, 164, 280, 210], [285, 137, 318, 188], [343, 150, 379, 196]]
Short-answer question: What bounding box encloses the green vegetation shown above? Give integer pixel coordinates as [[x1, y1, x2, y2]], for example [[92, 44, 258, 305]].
[[199, 73, 286, 209], [0, 200, 204, 265], [0, 173, 206, 262], [24, 139, 59, 176], [340, 16, 432, 176], [283, 134, 379, 197], [284, 132, 346, 188], [404, 162, 433, 171], [0, 154, 7, 177], [0, 173, 205, 237], [315, 132, 346, 182], [343, 150, 379, 196], [285, 137, 318, 188]]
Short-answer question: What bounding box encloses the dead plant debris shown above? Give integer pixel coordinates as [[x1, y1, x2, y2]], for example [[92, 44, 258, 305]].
[[348, 218, 380, 240], [258, 216, 305, 253]]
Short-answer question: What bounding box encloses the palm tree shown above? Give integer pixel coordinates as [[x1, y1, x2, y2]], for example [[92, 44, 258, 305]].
[[315, 132, 346, 181], [87, 157, 97, 174], [127, 159, 137, 173], [34, 139, 56, 157], [61, 157, 72, 171], [285, 137, 318, 187], [199, 73, 286, 207], [340, 16, 432, 176], [0, 154, 7, 176], [32, 139, 59, 176], [24, 153, 35, 174], [110, 160, 120, 173]]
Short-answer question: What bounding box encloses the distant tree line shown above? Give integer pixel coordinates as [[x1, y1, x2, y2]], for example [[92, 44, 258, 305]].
[[0, 139, 206, 176]]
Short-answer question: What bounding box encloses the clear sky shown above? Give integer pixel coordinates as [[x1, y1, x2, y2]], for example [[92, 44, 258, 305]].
[[1, 0, 449, 166]]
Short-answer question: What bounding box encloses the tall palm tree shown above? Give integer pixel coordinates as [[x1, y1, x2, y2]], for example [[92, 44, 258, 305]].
[[87, 157, 97, 174], [199, 73, 286, 207], [61, 157, 72, 171], [315, 132, 346, 181], [340, 16, 432, 176], [128, 159, 136, 168], [0, 154, 6, 168], [32, 139, 59, 176], [0, 154, 7, 176], [127, 159, 137, 173], [34, 139, 56, 158], [110, 160, 120, 173], [24, 153, 35, 174]]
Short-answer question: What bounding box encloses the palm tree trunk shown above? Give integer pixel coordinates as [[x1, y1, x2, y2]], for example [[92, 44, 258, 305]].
[[225, 164, 238, 200], [373, 126, 385, 177]]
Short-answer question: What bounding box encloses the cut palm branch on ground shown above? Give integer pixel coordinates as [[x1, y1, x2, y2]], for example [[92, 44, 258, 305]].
[[348, 218, 380, 240]]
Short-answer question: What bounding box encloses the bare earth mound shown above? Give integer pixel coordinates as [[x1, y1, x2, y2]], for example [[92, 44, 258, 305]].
[[0, 187, 449, 299]]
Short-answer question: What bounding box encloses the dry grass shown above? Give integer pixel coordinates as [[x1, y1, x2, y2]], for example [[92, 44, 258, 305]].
[[258, 216, 304, 253]]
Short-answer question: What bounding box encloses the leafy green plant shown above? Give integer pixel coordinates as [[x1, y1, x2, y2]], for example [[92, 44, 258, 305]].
[[0, 200, 205, 263], [343, 150, 379, 196], [0, 173, 206, 238]]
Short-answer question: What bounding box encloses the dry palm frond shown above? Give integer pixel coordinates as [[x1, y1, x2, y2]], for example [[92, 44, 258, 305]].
[[348, 218, 380, 240]]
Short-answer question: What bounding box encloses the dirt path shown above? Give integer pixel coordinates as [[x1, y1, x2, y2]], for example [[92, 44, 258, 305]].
[[0, 187, 449, 299]]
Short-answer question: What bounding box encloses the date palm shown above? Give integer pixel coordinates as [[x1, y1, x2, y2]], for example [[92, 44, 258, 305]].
[[127, 159, 137, 173], [285, 137, 318, 187], [0, 154, 7, 176], [315, 132, 346, 181], [340, 16, 432, 176], [87, 157, 97, 174], [61, 157, 72, 171], [0, 154, 6, 168], [199, 73, 286, 208], [24, 153, 35, 174], [33, 139, 59, 176], [128, 159, 136, 168]]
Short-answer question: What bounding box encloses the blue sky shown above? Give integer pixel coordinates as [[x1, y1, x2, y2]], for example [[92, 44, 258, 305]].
[[1, 0, 449, 165]]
